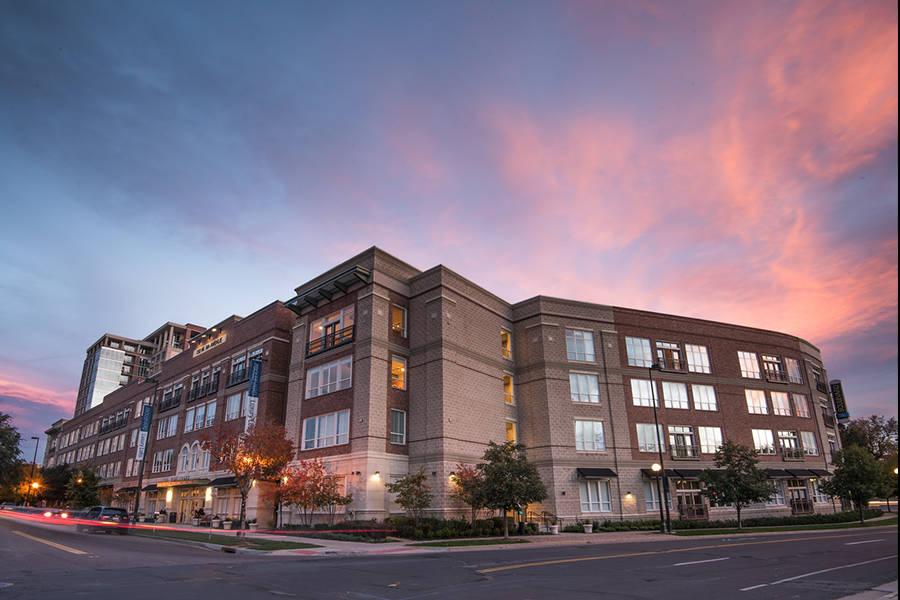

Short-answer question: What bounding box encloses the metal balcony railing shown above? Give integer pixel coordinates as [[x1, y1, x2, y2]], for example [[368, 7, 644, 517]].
[[677, 503, 709, 520], [158, 395, 181, 413], [790, 498, 814, 514], [765, 369, 788, 383], [815, 380, 830, 394], [657, 356, 685, 371], [781, 447, 805, 461], [306, 325, 354, 356], [671, 444, 701, 460], [227, 368, 249, 387]]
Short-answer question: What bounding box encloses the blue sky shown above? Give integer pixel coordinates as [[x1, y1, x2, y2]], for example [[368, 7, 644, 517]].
[[0, 0, 896, 458]]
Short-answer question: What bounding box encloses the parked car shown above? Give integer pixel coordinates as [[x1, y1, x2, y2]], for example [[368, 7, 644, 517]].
[[74, 506, 131, 534]]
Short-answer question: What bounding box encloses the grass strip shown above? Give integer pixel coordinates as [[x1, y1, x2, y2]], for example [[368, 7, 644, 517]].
[[137, 529, 322, 550], [672, 517, 898, 536], [408, 538, 531, 548]]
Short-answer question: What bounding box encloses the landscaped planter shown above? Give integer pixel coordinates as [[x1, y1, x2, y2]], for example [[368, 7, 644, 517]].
[[583, 523, 593, 534], [549, 525, 559, 535], [223, 521, 232, 530], [249, 523, 259, 531], [211, 519, 221, 529]]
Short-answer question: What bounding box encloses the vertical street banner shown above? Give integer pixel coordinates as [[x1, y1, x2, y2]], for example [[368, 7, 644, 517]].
[[245, 358, 262, 430], [135, 404, 153, 462], [829, 379, 850, 423]]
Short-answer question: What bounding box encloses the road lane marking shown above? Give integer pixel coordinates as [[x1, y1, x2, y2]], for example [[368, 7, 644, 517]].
[[739, 555, 897, 591], [674, 557, 729, 566], [845, 540, 884, 545], [475, 531, 897, 573], [13, 530, 88, 555]]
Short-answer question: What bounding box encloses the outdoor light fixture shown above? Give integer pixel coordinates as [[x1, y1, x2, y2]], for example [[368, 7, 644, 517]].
[[625, 492, 633, 499], [27, 436, 39, 506], [648, 363, 672, 534]]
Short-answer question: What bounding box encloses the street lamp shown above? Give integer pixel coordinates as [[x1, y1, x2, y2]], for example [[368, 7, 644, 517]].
[[27, 436, 39, 506], [133, 376, 160, 523], [648, 363, 672, 533], [651, 462, 665, 533]]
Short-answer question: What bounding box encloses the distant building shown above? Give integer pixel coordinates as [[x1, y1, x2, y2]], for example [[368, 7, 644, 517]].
[[47, 247, 842, 525]]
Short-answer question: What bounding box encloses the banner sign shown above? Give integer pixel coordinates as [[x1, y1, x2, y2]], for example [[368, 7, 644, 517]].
[[830, 379, 850, 422], [245, 358, 262, 429], [135, 404, 153, 462]]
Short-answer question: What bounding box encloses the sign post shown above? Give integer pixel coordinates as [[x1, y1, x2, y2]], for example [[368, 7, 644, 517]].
[[133, 378, 159, 523]]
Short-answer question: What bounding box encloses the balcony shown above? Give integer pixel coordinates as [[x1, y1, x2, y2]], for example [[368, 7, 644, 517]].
[[815, 380, 830, 394], [187, 387, 201, 402], [657, 356, 685, 371], [158, 394, 181, 413], [227, 368, 249, 387], [823, 414, 835, 428], [208, 375, 219, 394], [306, 325, 354, 356], [671, 444, 701, 460], [677, 503, 709, 520], [765, 369, 789, 383], [781, 447, 805, 461], [790, 498, 814, 514]]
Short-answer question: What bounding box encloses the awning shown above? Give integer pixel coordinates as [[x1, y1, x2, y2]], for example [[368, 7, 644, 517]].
[[673, 469, 704, 479], [786, 469, 817, 478], [641, 468, 678, 478], [116, 487, 138, 494], [766, 469, 792, 478], [577, 468, 617, 479], [810, 469, 832, 477], [142, 484, 159, 492], [285, 265, 371, 314], [208, 476, 237, 487]]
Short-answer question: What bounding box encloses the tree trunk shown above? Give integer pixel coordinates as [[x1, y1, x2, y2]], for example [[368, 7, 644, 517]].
[[858, 503, 865, 524], [470, 507, 477, 535], [736, 506, 743, 530], [503, 514, 509, 539]]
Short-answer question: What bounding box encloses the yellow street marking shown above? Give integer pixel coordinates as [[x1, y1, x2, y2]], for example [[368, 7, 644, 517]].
[[476, 531, 896, 573], [13, 530, 88, 555]]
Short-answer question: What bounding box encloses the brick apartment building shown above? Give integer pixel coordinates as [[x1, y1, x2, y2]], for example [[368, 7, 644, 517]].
[[46, 247, 841, 525]]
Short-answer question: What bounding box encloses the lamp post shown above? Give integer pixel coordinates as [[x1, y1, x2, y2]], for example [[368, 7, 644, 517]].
[[27, 436, 39, 506], [133, 376, 159, 523], [649, 363, 672, 533]]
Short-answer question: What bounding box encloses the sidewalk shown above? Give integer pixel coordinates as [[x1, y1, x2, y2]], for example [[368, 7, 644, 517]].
[[839, 581, 898, 600]]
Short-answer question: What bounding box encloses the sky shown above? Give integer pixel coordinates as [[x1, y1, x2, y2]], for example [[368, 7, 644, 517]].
[[0, 0, 896, 460]]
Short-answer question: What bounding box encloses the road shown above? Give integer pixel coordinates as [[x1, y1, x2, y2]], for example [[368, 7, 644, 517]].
[[1, 511, 896, 599]]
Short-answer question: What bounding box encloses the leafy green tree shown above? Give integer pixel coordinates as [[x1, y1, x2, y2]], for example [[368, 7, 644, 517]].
[[384, 469, 432, 525], [821, 445, 886, 523], [478, 441, 548, 539], [39, 464, 73, 507], [699, 440, 775, 529], [66, 463, 102, 509], [450, 463, 488, 534], [840, 415, 898, 460], [0, 412, 24, 500]]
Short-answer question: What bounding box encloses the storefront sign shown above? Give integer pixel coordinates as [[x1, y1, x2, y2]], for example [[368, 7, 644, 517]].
[[830, 379, 850, 422], [193, 333, 227, 358]]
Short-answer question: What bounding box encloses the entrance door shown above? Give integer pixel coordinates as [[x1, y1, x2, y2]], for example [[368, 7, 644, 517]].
[[676, 480, 708, 519]]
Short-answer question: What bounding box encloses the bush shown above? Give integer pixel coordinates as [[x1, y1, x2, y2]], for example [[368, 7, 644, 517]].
[[597, 509, 884, 532]]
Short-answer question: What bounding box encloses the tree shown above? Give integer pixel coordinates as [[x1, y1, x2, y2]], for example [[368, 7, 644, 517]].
[[384, 469, 432, 525], [821, 445, 887, 523], [450, 463, 488, 534], [200, 421, 294, 530], [478, 441, 548, 539], [66, 463, 102, 509], [0, 412, 24, 500], [39, 464, 73, 507], [278, 459, 327, 527], [840, 415, 898, 461], [320, 474, 353, 525], [699, 440, 775, 529]]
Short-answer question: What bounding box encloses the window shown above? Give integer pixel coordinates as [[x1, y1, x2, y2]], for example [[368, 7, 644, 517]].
[[153, 451, 163, 473], [180, 447, 190, 472], [644, 481, 673, 511], [570, 373, 600, 403], [752, 429, 776, 454], [698, 427, 723, 454], [390, 410, 406, 444], [746, 390, 768, 414], [202, 449, 210, 469], [130, 429, 138, 448], [306, 357, 353, 398], [195, 404, 206, 430], [772, 392, 792, 416], [801, 431, 819, 455], [501, 329, 512, 359], [185, 408, 195, 433], [669, 425, 697, 458], [685, 344, 711, 374], [625, 337, 652, 367], [157, 418, 167, 440], [631, 379, 657, 407], [692, 385, 718, 411], [167, 414, 178, 437], [811, 480, 829, 503], [575, 421, 606, 451], [662, 382, 689, 409], [766, 480, 786, 506], [792, 394, 810, 418], [190, 445, 200, 470], [656, 341, 684, 370], [785, 357, 803, 384], [231, 355, 246, 378], [226, 392, 243, 421], [762, 354, 786, 382], [637, 423, 665, 452], [827, 434, 837, 454], [161, 449, 174, 471], [778, 430, 800, 456], [392, 306, 407, 337], [506, 421, 517, 443], [391, 356, 407, 390], [566, 329, 595, 361], [811, 364, 826, 389], [738, 351, 761, 379], [503, 374, 514, 404], [302, 410, 350, 450], [205, 400, 216, 427], [579, 480, 612, 512]]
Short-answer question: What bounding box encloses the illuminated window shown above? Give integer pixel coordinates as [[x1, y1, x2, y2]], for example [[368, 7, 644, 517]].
[[785, 357, 803, 384], [391, 356, 407, 390], [503, 374, 514, 404], [752, 429, 776, 454], [392, 306, 407, 337], [506, 421, 517, 443], [501, 329, 512, 359], [772, 392, 792, 416], [309, 306, 355, 354], [792, 394, 810, 418], [656, 341, 684, 370]]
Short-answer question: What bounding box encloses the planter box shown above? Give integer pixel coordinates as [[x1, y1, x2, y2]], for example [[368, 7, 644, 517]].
[[223, 522, 232, 530], [549, 525, 559, 535], [211, 520, 221, 529], [583, 523, 593, 534], [249, 523, 259, 531]]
